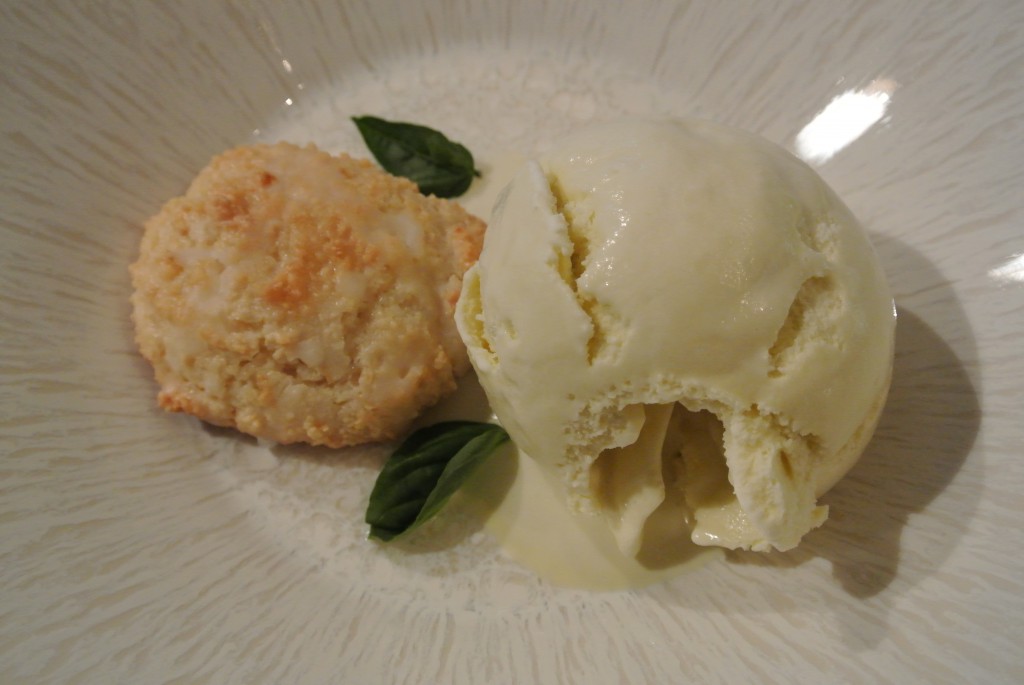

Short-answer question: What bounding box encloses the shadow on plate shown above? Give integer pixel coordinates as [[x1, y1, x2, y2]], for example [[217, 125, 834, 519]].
[[720, 232, 982, 646]]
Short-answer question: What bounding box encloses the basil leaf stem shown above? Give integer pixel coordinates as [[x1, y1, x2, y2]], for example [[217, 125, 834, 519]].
[[352, 115, 480, 198], [366, 421, 510, 541]]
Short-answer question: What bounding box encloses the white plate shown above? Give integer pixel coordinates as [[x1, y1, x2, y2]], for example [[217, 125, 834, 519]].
[[3, 1, 1023, 682]]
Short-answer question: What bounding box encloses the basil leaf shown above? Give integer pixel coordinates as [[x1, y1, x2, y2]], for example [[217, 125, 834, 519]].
[[366, 421, 510, 541], [352, 116, 480, 198]]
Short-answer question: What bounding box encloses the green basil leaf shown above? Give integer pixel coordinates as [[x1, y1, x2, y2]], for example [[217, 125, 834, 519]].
[[366, 421, 510, 541], [352, 115, 480, 198]]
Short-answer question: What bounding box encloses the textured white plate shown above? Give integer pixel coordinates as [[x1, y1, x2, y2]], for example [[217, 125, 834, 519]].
[[3, 1, 1023, 683]]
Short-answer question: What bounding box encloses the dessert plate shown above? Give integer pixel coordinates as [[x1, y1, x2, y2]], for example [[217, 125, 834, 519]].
[[2, 1, 1022, 682]]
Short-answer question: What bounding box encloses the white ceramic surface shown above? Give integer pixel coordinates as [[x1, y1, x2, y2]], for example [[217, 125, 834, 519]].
[[2, 1, 1023, 683]]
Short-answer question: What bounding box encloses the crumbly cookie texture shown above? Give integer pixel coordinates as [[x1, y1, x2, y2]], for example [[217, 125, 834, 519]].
[[130, 142, 485, 447]]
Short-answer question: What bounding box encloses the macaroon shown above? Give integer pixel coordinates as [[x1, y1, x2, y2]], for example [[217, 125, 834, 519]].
[[131, 142, 485, 448]]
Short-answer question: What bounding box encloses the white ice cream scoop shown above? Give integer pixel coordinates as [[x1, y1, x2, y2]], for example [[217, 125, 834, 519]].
[[457, 118, 895, 554]]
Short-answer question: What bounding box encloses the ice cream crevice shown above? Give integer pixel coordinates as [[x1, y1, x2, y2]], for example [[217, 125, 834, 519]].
[[547, 175, 590, 283], [545, 171, 611, 365], [587, 396, 834, 553], [590, 398, 811, 555], [673, 403, 734, 519], [457, 269, 497, 367], [778, 450, 795, 479], [590, 402, 674, 556], [767, 275, 836, 378]]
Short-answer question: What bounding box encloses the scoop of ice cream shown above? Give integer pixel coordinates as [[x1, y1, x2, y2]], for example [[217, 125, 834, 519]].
[[456, 118, 895, 553]]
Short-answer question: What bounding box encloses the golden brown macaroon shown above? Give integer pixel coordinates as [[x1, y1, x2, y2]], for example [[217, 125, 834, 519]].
[[130, 142, 485, 447]]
